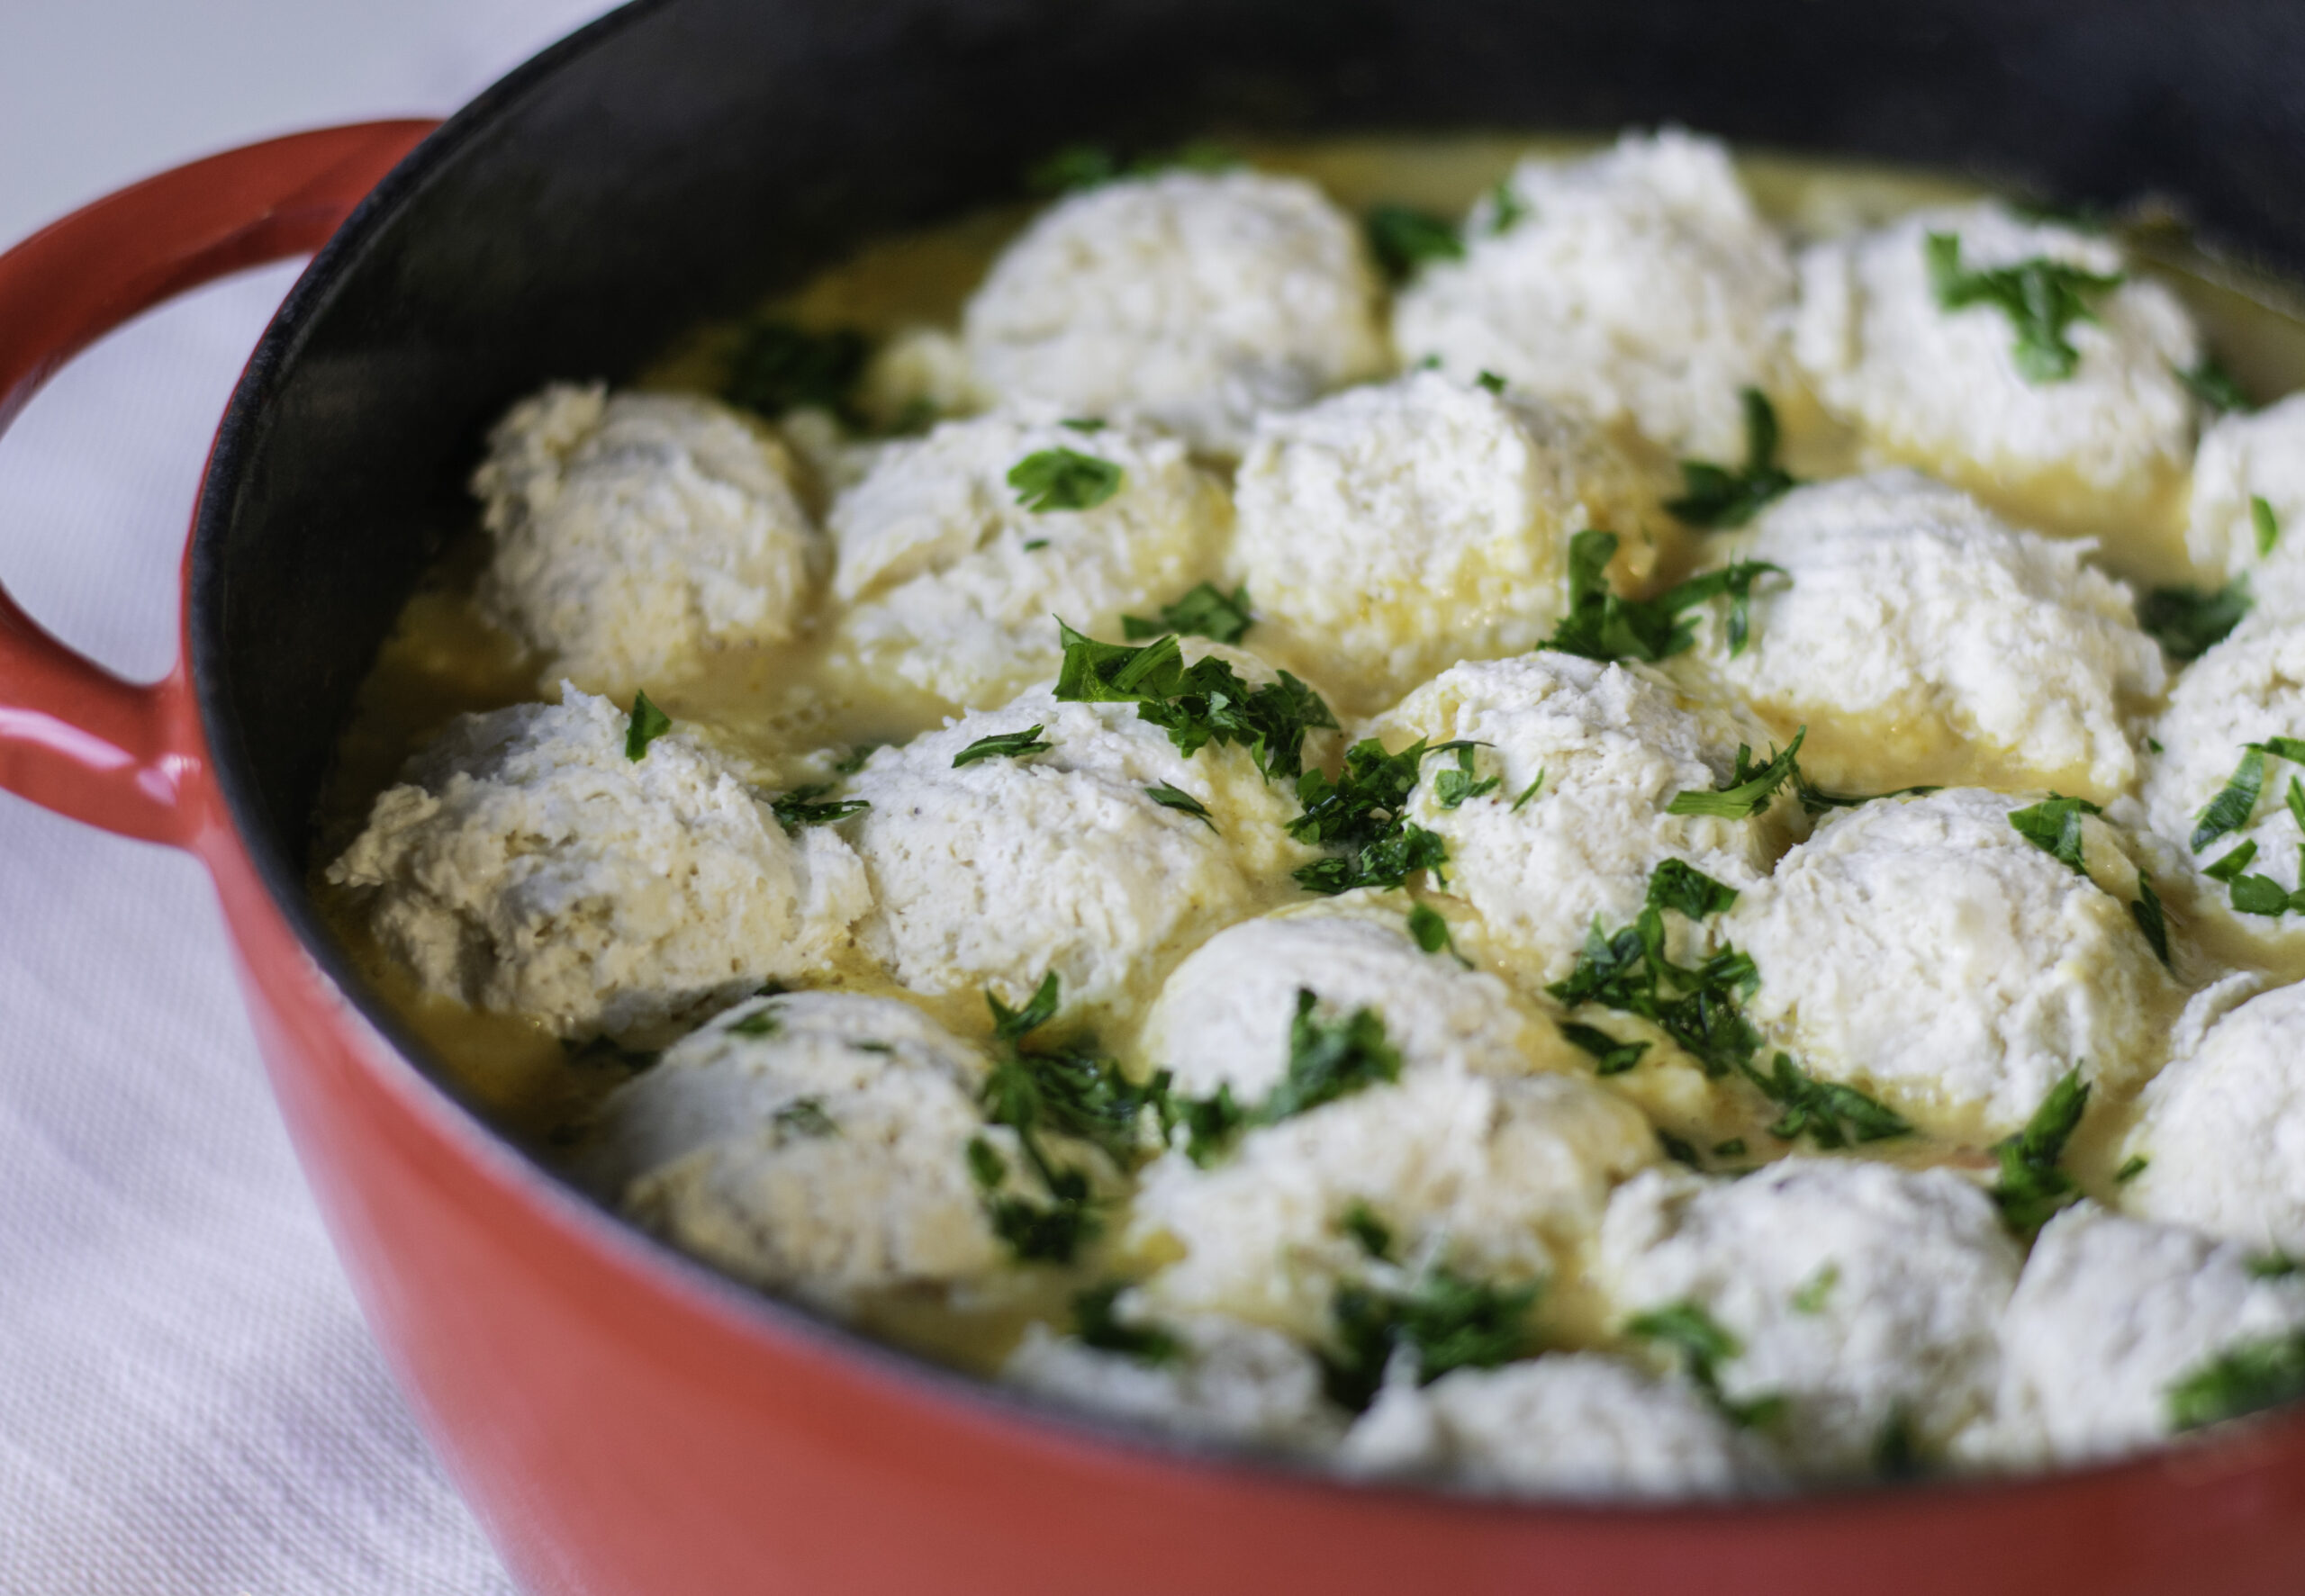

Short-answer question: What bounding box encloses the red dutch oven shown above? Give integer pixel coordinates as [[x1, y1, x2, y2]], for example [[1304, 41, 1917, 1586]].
[[7, 3, 2305, 1591]]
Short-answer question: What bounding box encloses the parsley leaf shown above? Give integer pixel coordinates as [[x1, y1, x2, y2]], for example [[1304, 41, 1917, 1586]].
[[1925, 231, 2123, 383], [1431, 741, 1501, 810], [2132, 870, 2174, 967], [953, 724, 1053, 767], [1026, 140, 1236, 195], [2249, 1252, 2301, 1280], [1665, 729, 1805, 820], [831, 744, 881, 775], [1645, 858, 1741, 919], [1175, 1085, 1246, 1168], [2203, 840, 2296, 918], [1288, 737, 1448, 895], [1072, 1283, 1181, 1366], [1791, 1263, 1840, 1315], [988, 973, 1062, 1044], [1544, 862, 1765, 1080], [1740, 1051, 1913, 1149], [1484, 179, 1529, 235], [2193, 744, 2268, 852], [773, 1096, 839, 1139], [1008, 447, 1124, 512], [624, 690, 673, 762], [1560, 1021, 1650, 1077], [2178, 354, 2253, 414], [1406, 902, 1455, 956], [724, 320, 869, 421], [1121, 582, 1255, 645], [1539, 529, 1785, 663], [2116, 1154, 2151, 1185], [1792, 771, 1940, 816], [1323, 1268, 1540, 1411], [726, 1006, 782, 1039], [2255, 495, 2283, 559], [2141, 577, 2253, 662], [1627, 1300, 1784, 1428], [768, 783, 870, 833], [1054, 622, 1336, 781], [2007, 793, 2103, 875], [1365, 203, 1464, 284], [1666, 389, 1799, 529], [1143, 781, 1216, 831], [1163, 992, 1403, 1166], [964, 1136, 1099, 1264], [1510, 770, 1545, 810], [1340, 1202, 1394, 1260], [2167, 1331, 2305, 1431], [1989, 1067, 2091, 1238]]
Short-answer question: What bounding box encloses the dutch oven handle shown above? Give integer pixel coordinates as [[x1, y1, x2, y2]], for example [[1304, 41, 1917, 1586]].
[[0, 121, 436, 847]]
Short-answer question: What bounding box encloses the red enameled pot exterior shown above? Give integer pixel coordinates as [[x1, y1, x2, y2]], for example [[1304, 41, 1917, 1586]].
[[5, 92, 2305, 1596]]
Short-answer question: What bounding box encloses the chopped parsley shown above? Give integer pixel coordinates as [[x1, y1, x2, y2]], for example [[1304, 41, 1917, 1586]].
[[988, 972, 1062, 1044], [1054, 623, 1336, 780], [2193, 744, 2271, 852], [624, 690, 673, 761], [1545, 861, 1764, 1080], [1166, 991, 1402, 1165], [2203, 839, 2299, 918], [1431, 741, 1501, 810], [1484, 179, 1530, 235], [1560, 1021, 1650, 1077], [1626, 1300, 1784, 1428], [1510, 770, 1545, 811], [831, 744, 881, 775], [1645, 858, 1742, 919], [1288, 737, 1448, 895], [1791, 1263, 1841, 1315], [952, 724, 1053, 767], [1741, 1051, 1913, 1149], [1121, 581, 1255, 645], [1341, 1201, 1395, 1260], [1666, 388, 1800, 529], [1656, 1129, 1703, 1167], [2140, 577, 2253, 661], [1475, 369, 1507, 394], [1323, 1268, 1540, 1411], [1989, 1067, 2090, 1238], [2178, 354, 2253, 414], [1406, 902, 1456, 957], [2131, 870, 2173, 967], [772, 1096, 839, 1139], [768, 783, 871, 833], [1924, 231, 2123, 383], [2007, 793, 2102, 875], [1008, 447, 1124, 512], [2248, 1252, 2301, 1280], [1365, 203, 1464, 284], [2115, 1154, 2151, 1185], [1713, 1139, 1748, 1158], [1026, 140, 1234, 195], [560, 1035, 660, 1072], [1665, 729, 1805, 820], [1071, 1283, 1180, 1366], [1143, 781, 1216, 831], [2255, 495, 2283, 558], [727, 1007, 782, 1039], [724, 319, 870, 421], [1174, 1085, 1246, 1167], [1539, 528, 1785, 663], [965, 1135, 1098, 1264], [2166, 1331, 2305, 1432]]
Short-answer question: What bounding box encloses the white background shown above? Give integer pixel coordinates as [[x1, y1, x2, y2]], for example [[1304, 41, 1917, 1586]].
[[0, 4, 612, 1591]]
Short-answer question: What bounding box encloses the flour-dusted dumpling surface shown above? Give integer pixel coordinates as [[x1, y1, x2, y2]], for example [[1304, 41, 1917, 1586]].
[[1132, 1068, 1656, 1339], [1365, 654, 1794, 987], [2188, 393, 2305, 582], [1340, 1352, 1782, 1497], [1700, 471, 2165, 800], [1391, 129, 1796, 459], [1003, 1306, 1348, 1454], [472, 383, 820, 690], [1134, 890, 1568, 1097], [963, 169, 1388, 454], [1230, 371, 1665, 704], [1791, 203, 2200, 563], [1722, 788, 2175, 1140], [1964, 1203, 2305, 1467], [828, 409, 1229, 706], [592, 992, 1017, 1312], [843, 684, 1310, 1034], [325, 685, 871, 1043], [2138, 620, 2305, 950], [1598, 1160, 2022, 1476], [2123, 981, 2305, 1254]]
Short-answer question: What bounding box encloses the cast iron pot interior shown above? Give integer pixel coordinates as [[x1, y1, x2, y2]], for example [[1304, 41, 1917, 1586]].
[[191, 0, 2305, 1514]]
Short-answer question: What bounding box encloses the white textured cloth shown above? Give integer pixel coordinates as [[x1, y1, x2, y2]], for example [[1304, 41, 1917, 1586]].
[[0, 4, 610, 1591]]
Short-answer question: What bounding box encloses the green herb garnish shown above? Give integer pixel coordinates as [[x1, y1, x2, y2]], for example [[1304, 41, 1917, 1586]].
[[2007, 793, 2103, 875], [1484, 179, 1530, 235], [768, 783, 871, 833], [953, 724, 1054, 768], [2167, 1331, 2305, 1431], [1121, 582, 1255, 645], [1406, 902, 1455, 956], [724, 320, 869, 421], [1740, 1051, 1913, 1150], [727, 1007, 782, 1039], [1288, 736, 1449, 895], [1365, 203, 1464, 284], [1431, 741, 1501, 810], [1054, 623, 1336, 781], [1791, 1263, 1841, 1315], [624, 690, 673, 761], [2178, 354, 2253, 414], [2194, 744, 2271, 852], [2131, 870, 2173, 967], [1510, 770, 1545, 810], [1008, 447, 1124, 512], [2248, 1253, 2301, 1280], [1143, 781, 1216, 831], [1665, 729, 1805, 820], [1026, 140, 1236, 195], [1545, 861, 1765, 1080], [1166, 992, 1403, 1166], [1656, 1129, 1703, 1167], [2141, 577, 2253, 662], [2255, 495, 2283, 559], [1925, 230, 2123, 383], [1560, 1021, 1650, 1077], [1341, 1201, 1395, 1260], [773, 1096, 839, 1139], [2115, 1154, 2151, 1185], [1539, 529, 1785, 663], [2203, 840, 2298, 918], [1645, 858, 1742, 919], [1323, 1268, 1540, 1411], [1989, 1067, 2091, 1238], [1072, 1283, 1181, 1366], [1627, 1300, 1784, 1428], [964, 1135, 1099, 1264], [1666, 389, 1799, 529]]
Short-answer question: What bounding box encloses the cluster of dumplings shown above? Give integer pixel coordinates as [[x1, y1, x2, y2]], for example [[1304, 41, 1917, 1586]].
[[324, 130, 2305, 1497]]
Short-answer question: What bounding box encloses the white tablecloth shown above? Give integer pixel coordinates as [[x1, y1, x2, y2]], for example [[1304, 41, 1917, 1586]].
[[0, 5, 610, 1591]]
